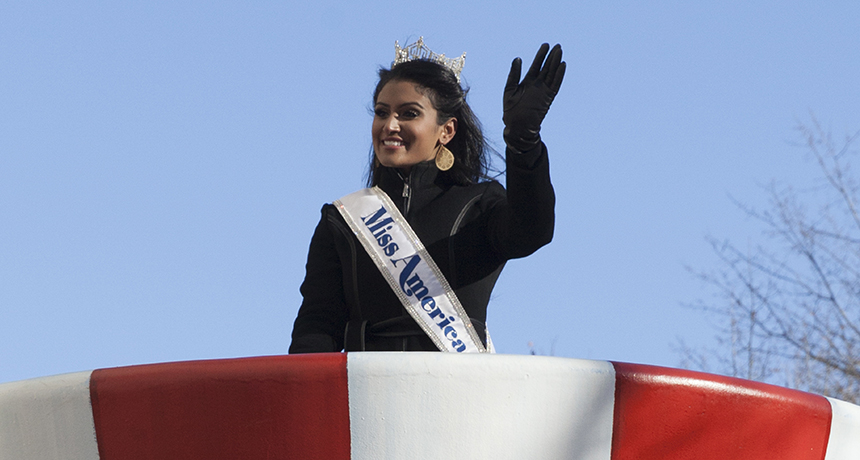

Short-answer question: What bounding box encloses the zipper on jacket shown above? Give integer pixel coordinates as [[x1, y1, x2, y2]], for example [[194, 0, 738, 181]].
[[397, 170, 413, 216]]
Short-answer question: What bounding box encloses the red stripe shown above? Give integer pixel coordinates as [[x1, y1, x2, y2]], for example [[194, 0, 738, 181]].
[[90, 354, 349, 460], [610, 362, 832, 460]]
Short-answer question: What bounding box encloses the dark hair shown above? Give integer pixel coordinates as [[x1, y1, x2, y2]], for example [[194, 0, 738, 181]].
[[366, 59, 493, 186]]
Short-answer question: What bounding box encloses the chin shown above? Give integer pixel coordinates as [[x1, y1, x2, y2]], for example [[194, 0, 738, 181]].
[[376, 155, 408, 169]]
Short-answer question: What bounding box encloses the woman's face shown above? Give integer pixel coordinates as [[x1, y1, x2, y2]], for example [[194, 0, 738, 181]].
[[373, 80, 455, 172]]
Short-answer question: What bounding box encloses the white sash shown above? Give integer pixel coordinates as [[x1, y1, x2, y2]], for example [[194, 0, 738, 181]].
[[334, 187, 486, 353]]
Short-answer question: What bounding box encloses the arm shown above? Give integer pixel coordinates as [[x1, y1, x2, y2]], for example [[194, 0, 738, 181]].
[[489, 44, 565, 258], [492, 142, 556, 259], [289, 207, 349, 353]]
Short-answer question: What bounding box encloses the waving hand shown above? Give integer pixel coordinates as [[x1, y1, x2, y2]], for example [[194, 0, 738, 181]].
[[502, 43, 566, 153]]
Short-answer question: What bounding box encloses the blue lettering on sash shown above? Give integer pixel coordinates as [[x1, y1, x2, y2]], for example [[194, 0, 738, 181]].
[[362, 206, 399, 258], [362, 206, 388, 226], [362, 204, 473, 353], [391, 253, 470, 352]]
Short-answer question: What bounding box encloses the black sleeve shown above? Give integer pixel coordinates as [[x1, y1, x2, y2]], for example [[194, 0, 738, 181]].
[[488, 142, 556, 259], [288, 207, 348, 353]]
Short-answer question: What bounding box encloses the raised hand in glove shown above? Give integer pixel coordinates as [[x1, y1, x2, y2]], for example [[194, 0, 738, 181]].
[[503, 43, 566, 153]]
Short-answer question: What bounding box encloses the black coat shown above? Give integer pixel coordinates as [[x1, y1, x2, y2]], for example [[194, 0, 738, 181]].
[[289, 145, 555, 352]]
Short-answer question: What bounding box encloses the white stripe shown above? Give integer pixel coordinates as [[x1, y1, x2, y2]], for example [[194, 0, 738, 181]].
[[0, 371, 99, 460], [824, 397, 860, 460], [347, 353, 616, 459]]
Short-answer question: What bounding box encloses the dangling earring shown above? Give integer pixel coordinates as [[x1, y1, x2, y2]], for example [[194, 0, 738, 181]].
[[435, 144, 454, 171]]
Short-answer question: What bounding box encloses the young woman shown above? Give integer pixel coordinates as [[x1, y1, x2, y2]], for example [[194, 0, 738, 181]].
[[290, 40, 565, 353]]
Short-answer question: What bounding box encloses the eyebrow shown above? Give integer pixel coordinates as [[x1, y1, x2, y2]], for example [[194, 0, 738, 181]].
[[375, 101, 425, 110]]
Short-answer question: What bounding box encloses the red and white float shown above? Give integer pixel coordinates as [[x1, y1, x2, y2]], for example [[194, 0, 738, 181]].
[[1, 353, 858, 459]]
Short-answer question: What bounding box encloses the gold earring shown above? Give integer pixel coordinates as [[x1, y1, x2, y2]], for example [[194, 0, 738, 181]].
[[435, 145, 454, 171]]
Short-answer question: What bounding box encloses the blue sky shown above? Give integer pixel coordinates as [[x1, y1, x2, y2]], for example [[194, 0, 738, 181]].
[[2, 1, 859, 383]]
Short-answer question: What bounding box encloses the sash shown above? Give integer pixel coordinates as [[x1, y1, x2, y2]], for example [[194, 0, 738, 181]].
[[334, 187, 486, 353]]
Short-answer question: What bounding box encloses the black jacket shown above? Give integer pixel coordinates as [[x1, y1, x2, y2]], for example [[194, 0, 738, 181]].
[[289, 145, 554, 352]]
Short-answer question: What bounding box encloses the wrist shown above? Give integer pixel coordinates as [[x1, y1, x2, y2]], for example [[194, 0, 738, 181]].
[[503, 126, 540, 153]]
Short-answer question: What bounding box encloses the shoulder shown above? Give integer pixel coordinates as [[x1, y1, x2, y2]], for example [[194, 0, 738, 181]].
[[317, 202, 340, 221], [453, 178, 505, 197], [435, 180, 507, 221], [470, 179, 506, 209], [482, 179, 505, 195], [310, 203, 350, 237], [321, 202, 337, 214]]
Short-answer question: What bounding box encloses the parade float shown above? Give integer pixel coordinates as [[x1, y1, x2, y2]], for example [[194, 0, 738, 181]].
[[1, 352, 858, 459]]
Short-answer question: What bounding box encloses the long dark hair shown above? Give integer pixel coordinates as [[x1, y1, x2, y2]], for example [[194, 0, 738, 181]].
[[366, 59, 493, 186]]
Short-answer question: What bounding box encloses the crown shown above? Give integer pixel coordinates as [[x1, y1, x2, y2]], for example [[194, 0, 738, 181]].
[[394, 37, 466, 82]]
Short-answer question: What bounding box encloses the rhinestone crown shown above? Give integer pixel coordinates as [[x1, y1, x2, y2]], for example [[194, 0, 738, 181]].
[[394, 37, 466, 82]]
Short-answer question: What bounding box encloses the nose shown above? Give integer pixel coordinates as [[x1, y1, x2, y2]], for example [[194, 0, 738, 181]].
[[384, 116, 400, 133]]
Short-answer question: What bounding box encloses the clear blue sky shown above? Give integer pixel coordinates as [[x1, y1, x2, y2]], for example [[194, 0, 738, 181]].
[[2, 1, 859, 383]]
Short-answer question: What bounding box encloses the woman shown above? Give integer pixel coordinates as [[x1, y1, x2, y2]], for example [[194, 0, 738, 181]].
[[289, 40, 565, 353]]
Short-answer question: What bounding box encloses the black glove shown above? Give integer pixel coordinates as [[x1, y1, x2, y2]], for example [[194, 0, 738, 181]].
[[502, 43, 566, 153]]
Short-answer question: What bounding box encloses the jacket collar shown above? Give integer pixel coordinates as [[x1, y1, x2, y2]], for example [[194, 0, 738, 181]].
[[377, 161, 448, 217]]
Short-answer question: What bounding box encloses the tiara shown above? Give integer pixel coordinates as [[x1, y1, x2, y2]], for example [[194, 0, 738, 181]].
[[393, 37, 466, 82]]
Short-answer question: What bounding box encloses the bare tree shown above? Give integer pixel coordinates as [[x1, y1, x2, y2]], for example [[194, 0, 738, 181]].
[[684, 118, 860, 403]]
